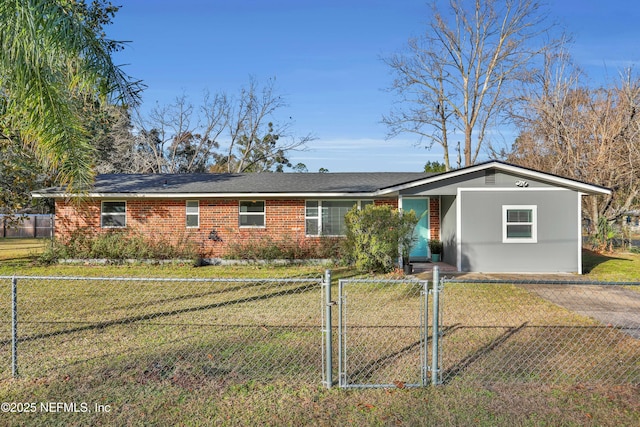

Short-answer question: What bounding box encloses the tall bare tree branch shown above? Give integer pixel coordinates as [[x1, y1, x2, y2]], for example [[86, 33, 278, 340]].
[[134, 77, 313, 173], [383, 0, 557, 170], [507, 50, 640, 226]]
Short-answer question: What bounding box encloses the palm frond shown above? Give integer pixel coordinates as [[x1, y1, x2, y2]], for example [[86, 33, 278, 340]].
[[0, 0, 141, 191]]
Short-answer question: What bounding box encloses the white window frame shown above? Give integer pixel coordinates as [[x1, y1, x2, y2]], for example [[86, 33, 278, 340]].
[[502, 205, 537, 243], [239, 200, 265, 228], [186, 200, 200, 228], [101, 201, 126, 228], [305, 200, 373, 237]]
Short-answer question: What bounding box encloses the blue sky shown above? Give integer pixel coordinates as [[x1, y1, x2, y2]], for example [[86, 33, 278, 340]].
[[107, 0, 640, 172]]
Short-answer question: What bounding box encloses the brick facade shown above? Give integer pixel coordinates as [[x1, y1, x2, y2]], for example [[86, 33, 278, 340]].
[[429, 197, 440, 240], [54, 197, 437, 258]]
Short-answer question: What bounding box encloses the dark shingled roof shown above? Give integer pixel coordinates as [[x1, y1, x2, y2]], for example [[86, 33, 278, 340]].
[[32, 161, 613, 197], [36, 172, 434, 195]]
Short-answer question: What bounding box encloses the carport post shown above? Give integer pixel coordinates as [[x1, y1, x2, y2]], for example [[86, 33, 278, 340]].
[[12, 277, 18, 377], [431, 266, 440, 385]]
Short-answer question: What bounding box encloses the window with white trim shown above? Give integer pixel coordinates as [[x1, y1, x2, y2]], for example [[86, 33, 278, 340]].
[[186, 200, 199, 228], [101, 201, 126, 228], [305, 200, 373, 236], [503, 205, 537, 243], [239, 201, 265, 227]]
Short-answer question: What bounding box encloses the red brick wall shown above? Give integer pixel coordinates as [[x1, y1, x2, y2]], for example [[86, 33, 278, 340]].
[[430, 197, 440, 240], [54, 197, 440, 258], [55, 200, 101, 236], [374, 198, 398, 208], [55, 198, 310, 258]]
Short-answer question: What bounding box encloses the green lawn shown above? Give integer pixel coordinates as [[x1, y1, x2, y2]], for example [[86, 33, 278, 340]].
[[0, 238, 49, 263], [0, 241, 638, 426], [582, 249, 640, 280]]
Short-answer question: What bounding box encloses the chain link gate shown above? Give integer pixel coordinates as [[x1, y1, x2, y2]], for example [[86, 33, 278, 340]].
[[322, 266, 640, 388], [321, 268, 443, 389]]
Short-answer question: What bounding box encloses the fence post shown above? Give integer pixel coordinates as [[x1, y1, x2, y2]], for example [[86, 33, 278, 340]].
[[11, 277, 18, 378], [431, 266, 440, 385], [422, 278, 430, 386], [324, 269, 333, 388]]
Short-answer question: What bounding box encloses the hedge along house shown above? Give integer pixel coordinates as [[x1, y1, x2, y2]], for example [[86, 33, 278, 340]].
[[32, 160, 611, 273]]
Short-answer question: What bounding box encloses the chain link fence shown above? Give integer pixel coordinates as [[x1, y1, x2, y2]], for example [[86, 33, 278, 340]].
[[2, 272, 639, 388], [439, 278, 640, 385], [1, 275, 324, 386]]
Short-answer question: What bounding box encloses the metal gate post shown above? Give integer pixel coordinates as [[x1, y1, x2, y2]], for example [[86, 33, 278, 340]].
[[323, 269, 333, 388], [431, 266, 440, 385], [422, 278, 430, 386], [11, 277, 18, 377], [338, 279, 345, 388]]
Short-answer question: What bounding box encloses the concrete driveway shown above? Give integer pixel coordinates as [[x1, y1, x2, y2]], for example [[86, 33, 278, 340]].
[[432, 272, 640, 339], [525, 283, 640, 339]]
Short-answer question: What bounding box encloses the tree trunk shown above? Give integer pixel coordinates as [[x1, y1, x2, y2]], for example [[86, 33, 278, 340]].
[[464, 125, 473, 167]]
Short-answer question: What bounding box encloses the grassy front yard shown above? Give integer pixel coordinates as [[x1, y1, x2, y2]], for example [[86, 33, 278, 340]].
[[0, 238, 49, 263], [0, 240, 638, 426], [583, 249, 640, 280]]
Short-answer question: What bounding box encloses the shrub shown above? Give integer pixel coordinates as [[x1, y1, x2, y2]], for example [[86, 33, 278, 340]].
[[344, 204, 418, 273], [39, 229, 201, 264], [589, 217, 635, 253], [428, 239, 443, 255], [313, 236, 345, 259], [224, 235, 284, 260], [223, 235, 343, 261]]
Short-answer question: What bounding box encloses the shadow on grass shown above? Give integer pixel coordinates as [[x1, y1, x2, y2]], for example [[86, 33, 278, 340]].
[[440, 323, 640, 384], [0, 252, 43, 266], [0, 282, 320, 347], [582, 248, 629, 274], [337, 324, 460, 387], [441, 323, 528, 384], [4, 322, 324, 385]]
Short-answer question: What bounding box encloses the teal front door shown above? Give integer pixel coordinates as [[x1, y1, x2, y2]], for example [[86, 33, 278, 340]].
[[403, 198, 429, 261]]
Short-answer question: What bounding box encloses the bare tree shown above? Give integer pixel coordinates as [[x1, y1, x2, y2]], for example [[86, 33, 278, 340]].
[[135, 92, 227, 173], [508, 49, 640, 226], [135, 78, 312, 173], [383, 0, 555, 170], [214, 77, 313, 173]]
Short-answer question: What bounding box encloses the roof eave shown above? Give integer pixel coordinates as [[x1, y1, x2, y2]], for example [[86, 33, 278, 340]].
[[32, 191, 387, 199], [377, 161, 612, 196]]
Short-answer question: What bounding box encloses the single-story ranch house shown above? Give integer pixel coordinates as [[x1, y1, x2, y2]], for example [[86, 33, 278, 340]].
[[32, 160, 611, 273]]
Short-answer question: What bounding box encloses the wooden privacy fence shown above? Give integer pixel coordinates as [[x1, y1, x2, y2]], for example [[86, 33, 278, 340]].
[[0, 215, 54, 238]]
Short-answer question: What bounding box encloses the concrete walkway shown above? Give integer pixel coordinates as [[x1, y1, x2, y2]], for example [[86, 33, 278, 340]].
[[411, 261, 459, 275]]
